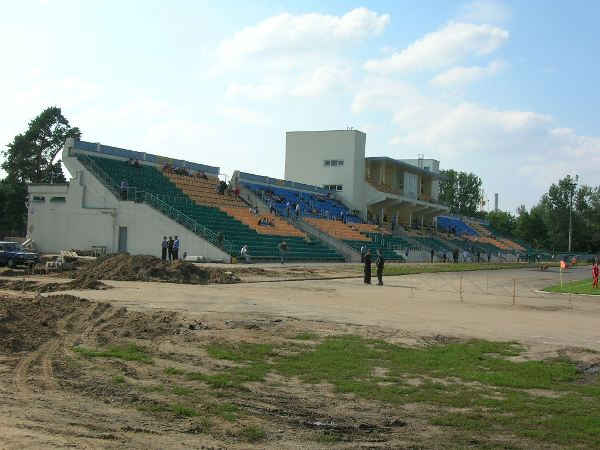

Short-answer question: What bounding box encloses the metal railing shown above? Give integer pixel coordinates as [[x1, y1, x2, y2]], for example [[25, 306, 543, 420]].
[[78, 154, 234, 256]]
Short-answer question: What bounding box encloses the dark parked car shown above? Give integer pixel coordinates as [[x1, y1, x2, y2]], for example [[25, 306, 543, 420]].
[[0, 241, 39, 267]]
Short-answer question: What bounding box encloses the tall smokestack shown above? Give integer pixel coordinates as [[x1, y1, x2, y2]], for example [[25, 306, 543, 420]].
[[494, 193, 499, 212]]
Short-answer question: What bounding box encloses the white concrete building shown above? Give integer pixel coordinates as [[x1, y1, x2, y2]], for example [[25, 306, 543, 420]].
[[284, 130, 448, 225], [27, 139, 230, 260]]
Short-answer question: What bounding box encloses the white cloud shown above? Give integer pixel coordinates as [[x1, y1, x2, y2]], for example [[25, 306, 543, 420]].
[[212, 8, 388, 101], [212, 8, 389, 72], [430, 59, 508, 87], [458, 0, 511, 24], [364, 22, 508, 74], [213, 105, 271, 126]]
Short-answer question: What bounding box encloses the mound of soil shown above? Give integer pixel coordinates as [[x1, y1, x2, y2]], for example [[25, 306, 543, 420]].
[[71, 253, 239, 284], [0, 294, 90, 352], [0, 274, 110, 293]]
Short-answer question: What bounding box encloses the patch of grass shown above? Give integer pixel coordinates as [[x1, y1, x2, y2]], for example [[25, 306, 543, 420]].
[[73, 344, 152, 364], [315, 433, 341, 443], [543, 278, 600, 295], [172, 385, 194, 396], [274, 335, 600, 447], [381, 262, 558, 276], [188, 362, 269, 389], [164, 367, 185, 375], [206, 342, 273, 362], [139, 384, 164, 393], [111, 375, 126, 384], [242, 425, 267, 442], [293, 332, 319, 340], [205, 401, 239, 421]]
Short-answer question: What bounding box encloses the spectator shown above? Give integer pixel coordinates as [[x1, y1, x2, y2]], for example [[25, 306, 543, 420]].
[[391, 216, 397, 231], [295, 204, 300, 218], [430, 248, 434, 263], [304, 236, 313, 245], [487, 251, 491, 262], [167, 236, 174, 261], [278, 240, 288, 264], [120, 180, 129, 200], [463, 250, 468, 263], [241, 245, 251, 264], [443, 250, 447, 263], [217, 231, 224, 249], [173, 235, 180, 260], [234, 186, 240, 197], [161, 236, 168, 260]]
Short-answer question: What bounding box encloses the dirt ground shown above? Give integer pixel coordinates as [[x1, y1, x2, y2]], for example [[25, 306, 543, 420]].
[[0, 263, 598, 449]]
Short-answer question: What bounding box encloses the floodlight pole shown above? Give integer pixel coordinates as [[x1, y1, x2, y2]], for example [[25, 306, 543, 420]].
[[568, 175, 579, 253]]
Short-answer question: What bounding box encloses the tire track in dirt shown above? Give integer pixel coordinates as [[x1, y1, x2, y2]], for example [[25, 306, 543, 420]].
[[14, 309, 86, 394]]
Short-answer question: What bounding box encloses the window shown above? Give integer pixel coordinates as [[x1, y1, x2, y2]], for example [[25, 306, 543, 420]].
[[32, 196, 45, 202], [324, 159, 344, 167], [49, 196, 66, 203], [323, 184, 343, 191], [324, 160, 331, 166]]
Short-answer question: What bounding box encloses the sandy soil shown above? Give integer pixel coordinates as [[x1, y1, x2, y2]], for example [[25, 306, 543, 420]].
[[0, 264, 597, 449]]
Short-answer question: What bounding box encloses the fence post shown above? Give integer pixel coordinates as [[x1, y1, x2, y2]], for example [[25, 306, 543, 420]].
[[512, 278, 516, 306]]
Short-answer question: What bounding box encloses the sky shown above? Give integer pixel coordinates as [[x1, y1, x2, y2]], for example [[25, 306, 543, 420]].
[[0, 0, 599, 212]]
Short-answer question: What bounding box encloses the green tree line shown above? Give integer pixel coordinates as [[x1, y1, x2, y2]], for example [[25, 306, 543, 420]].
[[486, 175, 598, 252]]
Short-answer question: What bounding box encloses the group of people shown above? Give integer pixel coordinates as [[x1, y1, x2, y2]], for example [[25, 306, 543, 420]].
[[125, 158, 141, 168], [160, 235, 180, 261], [257, 217, 275, 227], [362, 248, 385, 286], [239, 240, 291, 265]]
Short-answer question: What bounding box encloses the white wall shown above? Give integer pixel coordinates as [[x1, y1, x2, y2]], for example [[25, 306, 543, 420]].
[[27, 147, 230, 261], [285, 130, 366, 214]]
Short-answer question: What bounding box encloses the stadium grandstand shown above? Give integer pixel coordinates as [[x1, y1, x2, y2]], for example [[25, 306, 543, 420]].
[[26, 130, 536, 263]]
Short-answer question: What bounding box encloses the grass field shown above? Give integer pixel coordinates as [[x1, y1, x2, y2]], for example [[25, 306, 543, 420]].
[[544, 278, 600, 295], [380, 261, 559, 276], [159, 335, 600, 448]]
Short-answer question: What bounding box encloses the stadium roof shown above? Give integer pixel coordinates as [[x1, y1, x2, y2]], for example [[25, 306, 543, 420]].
[[366, 157, 445, 179]]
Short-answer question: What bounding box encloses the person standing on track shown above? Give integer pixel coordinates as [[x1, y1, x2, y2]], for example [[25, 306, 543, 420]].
[[364, 249, 372, 285], [173, 235, 180, 260], [161, 236, 168, 260], [376, 249, 385, 286]]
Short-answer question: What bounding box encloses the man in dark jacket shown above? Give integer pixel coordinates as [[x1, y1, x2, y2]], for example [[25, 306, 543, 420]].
[[364, 249, 372, 284], [376, 249, 385, 286], [167, 236, 174, 261]]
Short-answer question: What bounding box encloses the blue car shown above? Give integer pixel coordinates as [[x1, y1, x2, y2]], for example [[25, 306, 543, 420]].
[[0, 241, 39, 268]]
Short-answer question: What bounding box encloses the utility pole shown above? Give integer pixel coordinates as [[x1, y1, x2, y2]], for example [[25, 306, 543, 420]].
[[568, 175, 579, 252]]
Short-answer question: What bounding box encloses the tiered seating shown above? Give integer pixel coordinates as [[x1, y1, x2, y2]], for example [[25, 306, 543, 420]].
[[82, 155, 182, 198], [167, 173, 246, 208], [78, 155, 343, 262], [245, 184, 360, 223], [305, 218, 370, 241], [437, 216, 478, 236], [414, 236, 451, 253], [220, 206, 305, 237], [306, 218, 405, 261]]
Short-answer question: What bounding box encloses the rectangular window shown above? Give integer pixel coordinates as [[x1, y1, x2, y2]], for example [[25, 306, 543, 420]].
[[49, 196, 66, 203], [336, 185, 343, 191], [330, 160, 337, 166], [324, 159, 344, 167], [32, 196, 45, 202], [338, 160, 344, 166], [324, 160, 331, 166]]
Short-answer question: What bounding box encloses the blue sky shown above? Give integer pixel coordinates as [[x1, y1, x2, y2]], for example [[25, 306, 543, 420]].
[[1, 0, 598, 212]]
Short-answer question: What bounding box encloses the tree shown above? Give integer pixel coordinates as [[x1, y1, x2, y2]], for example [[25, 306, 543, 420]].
[[486, 210, 516, 237], [0, 107, 80, 237], [2, 106, 80, 183], [439, 169, 483, 217]]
